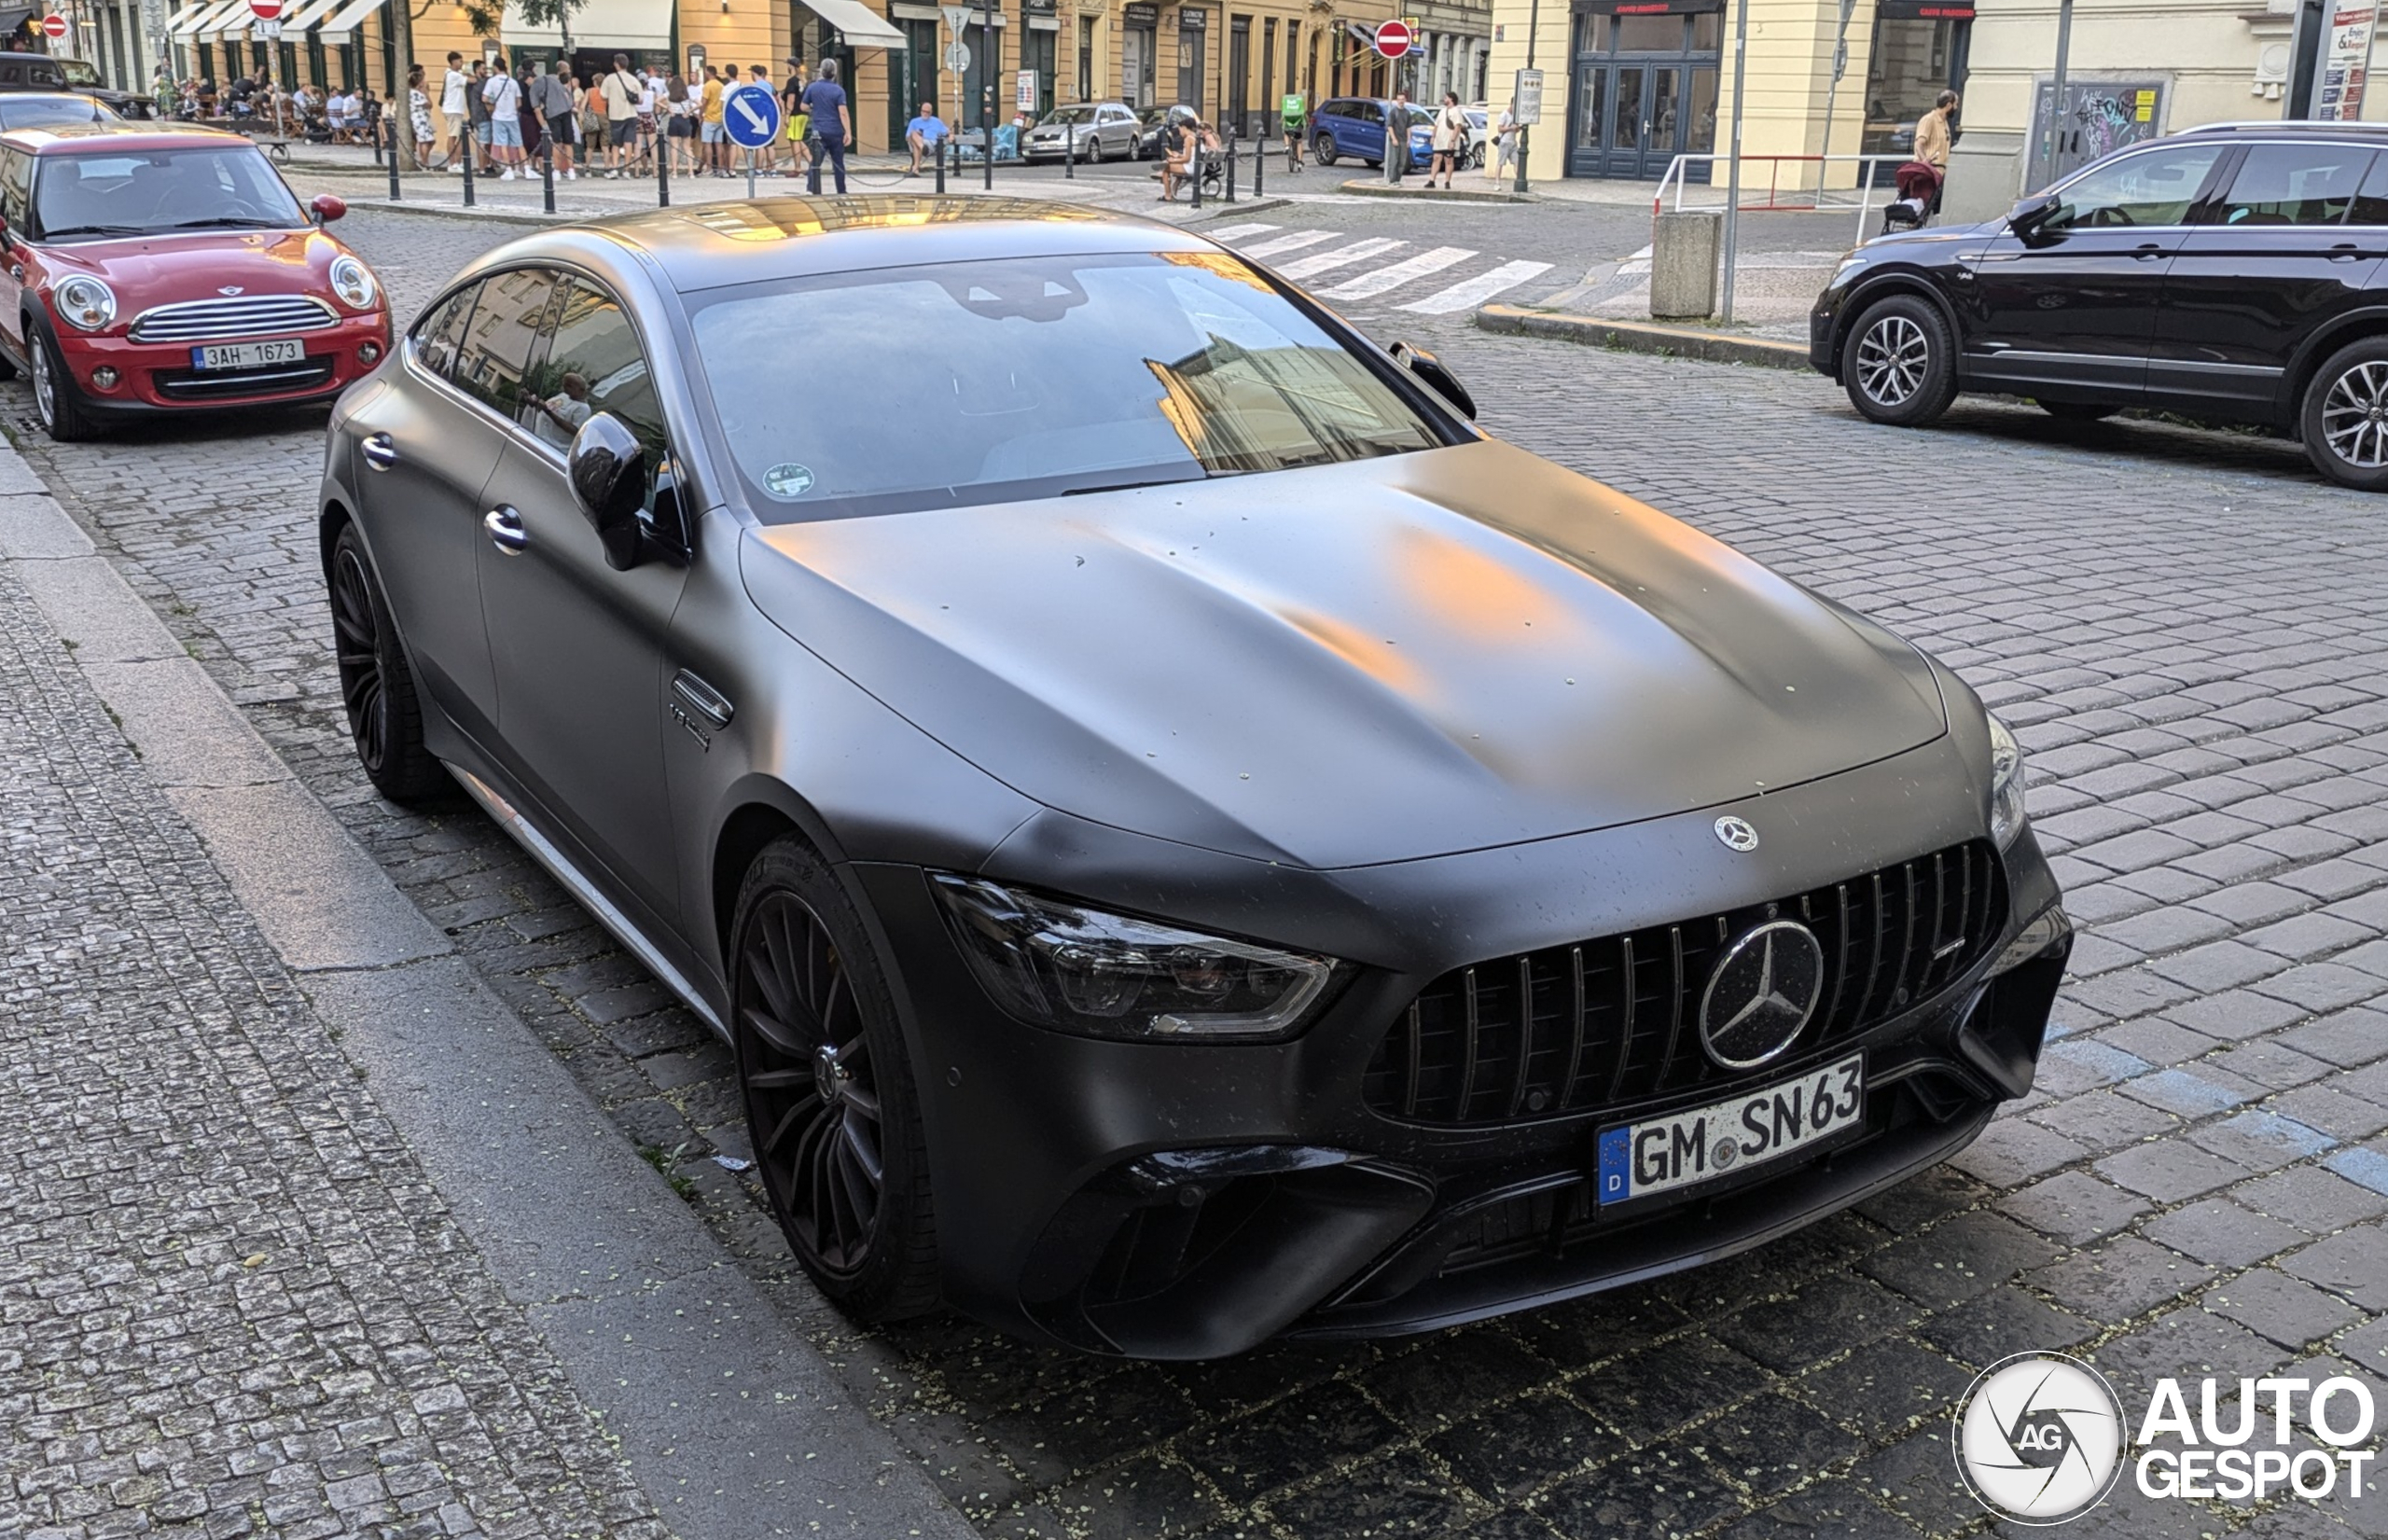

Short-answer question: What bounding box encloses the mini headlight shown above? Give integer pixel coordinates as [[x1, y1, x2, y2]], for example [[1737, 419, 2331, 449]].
[[329, 255, 378, 312], [1988, 713, 2028, 850], [932, 875, 1340, 1042], [53, 275, 115, 331]]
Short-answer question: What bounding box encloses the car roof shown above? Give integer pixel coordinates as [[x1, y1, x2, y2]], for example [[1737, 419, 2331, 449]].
[[2172, 120, 2388, 141], [0, 119, 248, 154], [470, 195, 1222, 294]]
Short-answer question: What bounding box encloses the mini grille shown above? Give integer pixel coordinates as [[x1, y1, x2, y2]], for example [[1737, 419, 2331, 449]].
[[128, 295, 338, 342], [1361, 841, 2006, 1128]]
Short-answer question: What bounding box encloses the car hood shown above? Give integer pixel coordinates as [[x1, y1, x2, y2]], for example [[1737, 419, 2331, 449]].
[[740, 439, 1948, 870], [40, 227, 344, 289]]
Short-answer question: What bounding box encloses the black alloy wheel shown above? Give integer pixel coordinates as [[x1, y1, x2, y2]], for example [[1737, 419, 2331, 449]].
[[731, 838, 938, 1320], [2302, 336, 2388, 492], [328, 521, 445, 803], [1840, 294, 1957, 427]]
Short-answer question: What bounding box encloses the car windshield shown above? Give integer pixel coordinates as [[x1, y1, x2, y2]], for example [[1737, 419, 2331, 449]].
[[689, 251, 1449, 520], [34, 143, 304, 241], [56, 60, 103, 88], [1041, 105, 1096, 126], [0, 97, 112, 128], [1138, 105, 1170, 125]]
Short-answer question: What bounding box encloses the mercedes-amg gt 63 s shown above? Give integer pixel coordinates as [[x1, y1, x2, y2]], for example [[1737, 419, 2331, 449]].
[[321, 198, 2070, 1359]]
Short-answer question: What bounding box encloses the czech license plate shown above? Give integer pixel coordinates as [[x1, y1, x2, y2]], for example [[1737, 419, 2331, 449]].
[[191, 339, 304, 371], [1595, 1053, 1864, 1208]]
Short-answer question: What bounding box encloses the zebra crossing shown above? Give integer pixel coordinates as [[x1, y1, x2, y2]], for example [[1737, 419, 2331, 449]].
[[1199, 224, 1555, 312]]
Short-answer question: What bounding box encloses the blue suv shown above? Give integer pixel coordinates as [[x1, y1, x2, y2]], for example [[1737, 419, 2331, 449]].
[[1309, 97, 1394, 168]]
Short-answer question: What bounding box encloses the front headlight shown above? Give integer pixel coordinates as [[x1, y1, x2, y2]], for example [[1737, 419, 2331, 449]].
[[53, 274, 115, 330], [1988, 713, 2028, 849], [329, 255, 378, 312], [932, 875, 1340, 1042]]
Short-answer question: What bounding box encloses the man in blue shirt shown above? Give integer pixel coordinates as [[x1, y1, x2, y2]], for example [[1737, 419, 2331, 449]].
[[905, 101, 946, 174], [800, 59, 852, 193]]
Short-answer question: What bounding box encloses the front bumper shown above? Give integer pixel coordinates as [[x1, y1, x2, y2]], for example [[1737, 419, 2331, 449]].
[[853, 727, 2068, 1359], [55, 312, 392, 414]]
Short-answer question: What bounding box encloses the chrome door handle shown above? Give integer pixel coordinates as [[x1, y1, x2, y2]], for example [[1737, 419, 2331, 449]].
[[2331, 244, 2363, 262], [2132, 244, 2164, 260], [484, 506, 529, 554], [360, 432, 398, 470]]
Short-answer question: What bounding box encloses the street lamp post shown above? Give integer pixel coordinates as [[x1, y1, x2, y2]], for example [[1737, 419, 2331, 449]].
[[1718, 0, 1749, 322], [1510, 0, 1536, 193]]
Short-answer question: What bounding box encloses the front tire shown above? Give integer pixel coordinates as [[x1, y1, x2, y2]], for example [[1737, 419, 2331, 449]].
[[2301, 337, 2388, 491], [1840, 294, 1957, 427], [1313, 132, 1337, 166], [29, 320, 100, 441], [731, 837, 939, 1323], [328, 520, 446, 804]]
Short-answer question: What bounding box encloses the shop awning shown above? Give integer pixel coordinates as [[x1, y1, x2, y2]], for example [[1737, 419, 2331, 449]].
[[796, 0, 905, 47], [281, 0, 353, 34], [199, 1, 256, 42], [500, 0, 671, 50], [0, 4, 38, 32], [313, 0, 388, 44], [163, 0, 232, 35]]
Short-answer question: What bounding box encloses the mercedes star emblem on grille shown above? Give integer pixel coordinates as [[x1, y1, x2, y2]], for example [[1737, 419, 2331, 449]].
[[1698, 919, 1825, 1069], [1714, 815, 1759, 852]]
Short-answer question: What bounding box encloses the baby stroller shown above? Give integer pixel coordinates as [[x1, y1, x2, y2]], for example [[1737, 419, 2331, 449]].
[[1881, 160, 1941, 234]]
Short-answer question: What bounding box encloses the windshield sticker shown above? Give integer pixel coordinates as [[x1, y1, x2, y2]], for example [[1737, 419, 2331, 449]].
[[763, 463, 815, 499]]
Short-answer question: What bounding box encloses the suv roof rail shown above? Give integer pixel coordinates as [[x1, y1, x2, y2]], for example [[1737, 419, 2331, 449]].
[[2176, 118, 2388, 134]]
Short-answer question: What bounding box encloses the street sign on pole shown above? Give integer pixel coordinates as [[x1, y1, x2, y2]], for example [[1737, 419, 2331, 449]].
[[1373, 19, 1412, 58], [1513, 66, 1542, 123], [38, 13, 66, 38], [1015, 68, 1034, 111], [724, 81, 781, 197], [254, 18, 281, 37], [248, 0, 283, 18], [942, 40, 970, 71], [939, 3, 969, 33]]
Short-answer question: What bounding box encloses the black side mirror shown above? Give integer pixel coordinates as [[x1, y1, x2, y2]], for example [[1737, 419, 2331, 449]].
[[1391, 340, 1476, 418], [568, 411, 646, 571], [2007, 190, 2061, 244]]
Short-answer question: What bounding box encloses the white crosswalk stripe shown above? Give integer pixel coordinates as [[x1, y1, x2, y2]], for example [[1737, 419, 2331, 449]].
[[1314, 245, 1475, 299], [1272, 237, 1407, 279], [1395, 259, 1557, 314], [1236, 229, 1342, 258], [1199, 222, 1282, 243]]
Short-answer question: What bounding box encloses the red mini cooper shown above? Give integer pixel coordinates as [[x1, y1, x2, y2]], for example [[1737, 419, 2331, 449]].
[[0, 120, 390, 439]]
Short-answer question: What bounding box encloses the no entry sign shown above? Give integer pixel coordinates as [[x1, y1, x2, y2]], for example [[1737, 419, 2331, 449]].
[[248, 0, 285, 19], [39, 13, 66, 36], [1373, 18, 1412, 57]]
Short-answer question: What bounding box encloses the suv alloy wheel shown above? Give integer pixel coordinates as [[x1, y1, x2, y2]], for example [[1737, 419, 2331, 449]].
[[2303, 337, 2388, 492], [1841, 294, 1957, 428]]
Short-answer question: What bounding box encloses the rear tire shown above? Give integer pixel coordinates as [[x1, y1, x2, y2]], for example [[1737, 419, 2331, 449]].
[[2036, 399, 2120, 422], [328, 520, 446, 804], [2300, 336, 2388, 491], [731, 837, 939, 1323], [1840, 294, 1957, 427]]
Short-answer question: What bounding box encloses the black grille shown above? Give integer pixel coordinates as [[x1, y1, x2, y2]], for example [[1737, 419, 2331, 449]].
[[1361, 842, 2005, 1128]]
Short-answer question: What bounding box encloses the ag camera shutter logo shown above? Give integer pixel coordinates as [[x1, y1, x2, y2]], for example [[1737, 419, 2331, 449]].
[[1953, 1353, 2127, 1524]]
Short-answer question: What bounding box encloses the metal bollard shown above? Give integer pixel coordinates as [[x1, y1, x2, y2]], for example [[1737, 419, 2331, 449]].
[[386, 118, 400, 201], [1225, 130, 1236, 201], [372, 115, 383, 166], [1190, 138, 1202, 209], [657, 137, 669, 207], [543, 145, 555, 214], [1065, 120, 1074, 179], [982, 124, 993, 191], [461, 146, 474, 208], [936, 132, 947, 193], [1254, 127, 1264, 197]]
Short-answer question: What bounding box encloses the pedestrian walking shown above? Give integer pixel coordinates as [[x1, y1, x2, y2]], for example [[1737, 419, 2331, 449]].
[[664, 73, 698, 174], [599, 54, 639, 175], [1490, 99, 1519, 182], [407, 64, 434, 167], [800, 58, 850, 194], [1426, 90, 1465, 188], [482, 62, 525, 178], [1383, 90, 1412, 185], [437, 51, 468, 169]]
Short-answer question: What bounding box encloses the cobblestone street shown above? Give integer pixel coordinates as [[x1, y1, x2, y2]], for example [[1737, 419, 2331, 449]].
[[5, 201, 2387, 1539]]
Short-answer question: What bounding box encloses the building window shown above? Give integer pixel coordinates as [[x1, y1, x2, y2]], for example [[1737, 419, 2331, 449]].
[[1078, 15, 1095, 98], [1861, 4, 1970, 157]]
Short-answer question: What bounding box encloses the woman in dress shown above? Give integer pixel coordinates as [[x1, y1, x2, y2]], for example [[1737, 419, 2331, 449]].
[[407, 64, 434, 169], [1426, 91, 1466, 190]]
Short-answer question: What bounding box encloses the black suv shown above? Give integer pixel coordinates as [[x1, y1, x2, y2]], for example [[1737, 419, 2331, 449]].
[[1811, 123, 2388, 490], [0, 56, 154, 118]]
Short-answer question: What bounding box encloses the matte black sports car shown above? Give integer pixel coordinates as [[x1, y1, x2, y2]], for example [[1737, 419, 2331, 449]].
[[321, 197, 2070, 1359]]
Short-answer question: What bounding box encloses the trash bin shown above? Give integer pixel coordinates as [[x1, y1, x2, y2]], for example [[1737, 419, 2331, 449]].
[[1649, 209, 1721, 321]]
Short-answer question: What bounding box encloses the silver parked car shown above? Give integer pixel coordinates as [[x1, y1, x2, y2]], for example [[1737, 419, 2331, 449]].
[[1021, 102, 1139, 162]]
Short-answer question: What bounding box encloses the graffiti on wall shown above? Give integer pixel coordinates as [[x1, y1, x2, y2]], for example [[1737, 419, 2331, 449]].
[[2027, 79, 2164, 187]]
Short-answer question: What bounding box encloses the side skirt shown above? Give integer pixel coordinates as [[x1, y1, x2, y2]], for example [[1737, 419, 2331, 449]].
[[446, 762, 730, 1042]]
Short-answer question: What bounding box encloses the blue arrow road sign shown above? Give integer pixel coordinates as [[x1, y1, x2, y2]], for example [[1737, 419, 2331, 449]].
[[724, 82, 782, 149]]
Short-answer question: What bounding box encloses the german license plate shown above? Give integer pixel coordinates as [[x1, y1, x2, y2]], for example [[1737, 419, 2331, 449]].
[[191, 339, 304, 371], [1595, 1053, 1865, 1208]]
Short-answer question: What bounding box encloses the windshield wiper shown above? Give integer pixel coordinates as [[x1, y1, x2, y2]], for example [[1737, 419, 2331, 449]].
[[39, 223, 146, 239], [167, 217, 288, 229], [1061, 468, 1208, 496]]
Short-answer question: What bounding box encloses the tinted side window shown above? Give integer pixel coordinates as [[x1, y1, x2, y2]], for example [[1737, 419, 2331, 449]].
[[412, 283, 478, 380], [0, 65, 20, 85], [452, 266, 559, 424], [2044, 144, 2226, 233], [528, 277, 664, 466], [2214, 144, 2370, 227], [2349, 153, 2388, 225], [1355, 101, 1383, 123]]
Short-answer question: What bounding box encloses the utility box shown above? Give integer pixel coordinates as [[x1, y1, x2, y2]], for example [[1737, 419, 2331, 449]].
[[1650, 210, 1721, 320]]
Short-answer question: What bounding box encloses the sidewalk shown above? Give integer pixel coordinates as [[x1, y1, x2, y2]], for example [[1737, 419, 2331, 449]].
[[0, 452, 972, 1537]]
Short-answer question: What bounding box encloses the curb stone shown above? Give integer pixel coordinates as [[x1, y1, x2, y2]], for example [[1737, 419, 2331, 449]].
[[1473, 302, 1813, 369], [0, 439, 979, 1540]]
